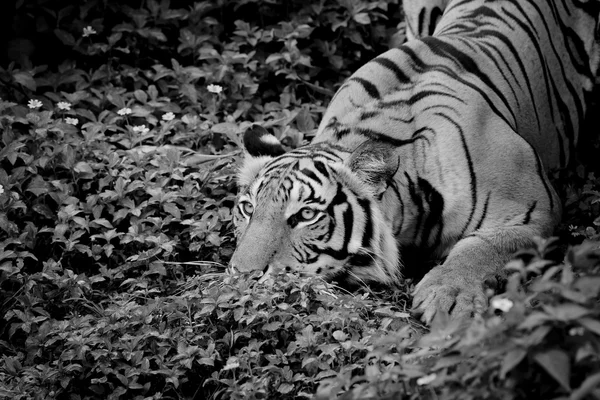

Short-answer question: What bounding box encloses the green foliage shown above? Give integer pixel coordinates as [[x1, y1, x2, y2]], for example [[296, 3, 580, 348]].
[[0, 0, 599, 399], [0, 269, 415, 398], [313, 239, 600, 400]]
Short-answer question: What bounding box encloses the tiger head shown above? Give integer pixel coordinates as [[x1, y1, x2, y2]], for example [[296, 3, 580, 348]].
[[229, 125, 402, 287]]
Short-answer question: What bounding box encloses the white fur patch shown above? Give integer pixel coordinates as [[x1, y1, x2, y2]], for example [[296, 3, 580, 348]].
[[260, 134, 282, 146], [238, 156, 272, 187]]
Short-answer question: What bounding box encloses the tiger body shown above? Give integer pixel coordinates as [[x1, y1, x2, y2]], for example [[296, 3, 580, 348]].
[[231, 0, 599, 323]]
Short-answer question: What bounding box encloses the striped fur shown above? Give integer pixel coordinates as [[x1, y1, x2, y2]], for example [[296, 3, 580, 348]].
[[403, 0, 449, 41], [231, 0, 600, 323]]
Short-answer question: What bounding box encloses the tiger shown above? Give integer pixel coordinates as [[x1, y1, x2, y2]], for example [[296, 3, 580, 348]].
[[402, 0, 449, 42], [229, 0, 600, 324]]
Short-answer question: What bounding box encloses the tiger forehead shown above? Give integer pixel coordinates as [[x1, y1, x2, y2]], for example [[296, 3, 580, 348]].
[[252, 156, 338, 203]]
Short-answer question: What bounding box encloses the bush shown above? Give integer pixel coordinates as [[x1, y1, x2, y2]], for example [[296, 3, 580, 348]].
[[0, 0, 599, 399]]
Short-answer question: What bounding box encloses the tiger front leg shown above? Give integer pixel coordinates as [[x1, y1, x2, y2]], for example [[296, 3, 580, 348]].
[[412, 223, 553, 324]]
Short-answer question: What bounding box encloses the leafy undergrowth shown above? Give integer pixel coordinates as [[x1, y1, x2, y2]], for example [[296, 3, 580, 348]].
[[1, 0, 599, 399]]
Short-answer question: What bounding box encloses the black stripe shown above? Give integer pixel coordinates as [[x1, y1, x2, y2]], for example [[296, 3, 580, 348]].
[[417, 177, 445, 249], [469, 32, 523, 103], [348, 252, 374, 267], [473, 191, 492, 231], [429, 6, 444, 35], [389, 181, 404, 236], [358, 198, 373, 249], [300, 168, 322, 184], [313, 160, 329, 179], [356, 128, 428, 147], [523, 201, 538, 225], [398, 45, 517, 129], [360, 110, 381, 120], [435, 113, 478, 237], [372, 56, 411, 83], [418, 8, 426, 37], [349, 77, 381, 99], [422, 37, 518, 127], [405, 173, 425, 242], [408, 89, 467, 105]]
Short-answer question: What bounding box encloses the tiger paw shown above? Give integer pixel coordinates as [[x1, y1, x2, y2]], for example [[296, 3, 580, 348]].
[[411, 267, 487, 324]]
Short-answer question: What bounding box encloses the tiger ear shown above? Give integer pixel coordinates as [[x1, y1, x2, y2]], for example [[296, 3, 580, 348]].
[[346, 140, 400, 195], [243, 125, 286, 157], [238, 125, 287, 187]]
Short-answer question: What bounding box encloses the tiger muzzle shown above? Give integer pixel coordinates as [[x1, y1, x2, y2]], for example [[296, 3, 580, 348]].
[[228, 220, 285, 275]]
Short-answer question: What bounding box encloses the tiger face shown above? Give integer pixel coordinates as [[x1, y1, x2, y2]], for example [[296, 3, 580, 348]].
[[230, 125, 401, 287]]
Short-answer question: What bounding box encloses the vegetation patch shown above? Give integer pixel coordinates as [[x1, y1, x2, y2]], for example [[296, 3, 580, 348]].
[[0, 0, 599, 399]]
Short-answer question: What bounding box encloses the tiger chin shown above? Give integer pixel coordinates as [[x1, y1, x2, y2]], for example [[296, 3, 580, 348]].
[[230, 125, 403, 290]]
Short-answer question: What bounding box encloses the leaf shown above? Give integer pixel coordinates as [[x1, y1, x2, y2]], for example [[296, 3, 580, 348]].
[[278, 383, 294, 394], [180, 83, 197, 103], [133, 89, 148, 103], [223, 356, 239, 370], [91, 218, 114, 229], [295, 107, 314, 132], [199, 358, 214, 366], [211, 122, 239, 135], [518, 311, 551, 330], [543, 304, 590, 321], [26, 176, 51, 196], [266, 53, 284, 64], [263, 321, 282, 331], [578, 318, 600, 336], [353, 13, 371, 25], [302, 357, 317, 368], [233, 307, 245, 321], [500, 348, 527, 378], [570, 372, 600, 400], [332, 330, 348, 341], [568, 241, 600, 269], [12, 71, 36, 91], [533, 349, 571, 391], [74, 161, 93, 174], [574, 277, 600, 298], [148, 263, 166, 276], [54, 29, 75, 46], [163, 203, 181, 219], [374, 306, 410, 319], [199, 304, 215, 315], [216, 292, 237, 304]]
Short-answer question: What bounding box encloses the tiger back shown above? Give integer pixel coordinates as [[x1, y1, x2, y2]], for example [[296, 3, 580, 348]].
[[230, 0, 600, 324]]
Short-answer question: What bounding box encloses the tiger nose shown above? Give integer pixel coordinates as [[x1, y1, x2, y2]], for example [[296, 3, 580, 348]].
[[228, 249, 269, 273], [228, 259, 273, 281], [228, 251, 259, 273]]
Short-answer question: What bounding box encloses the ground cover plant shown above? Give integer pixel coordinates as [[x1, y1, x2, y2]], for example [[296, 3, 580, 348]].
[[0, 0, 599, 399]]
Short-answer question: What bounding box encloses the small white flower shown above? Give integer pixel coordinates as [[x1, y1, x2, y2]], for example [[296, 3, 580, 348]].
[[117, 107, 132, 116], [65, 117, 79, 125], [416, 373, 437, 386], [207, 84, 223, 94], [0, 184, 4, 195], [491, 297, 514, 313], [132, 125, 149, 134], [82, 26, 97, 37], [57, 102, 72, 111], [28, 99, 43, 109], [569, 327, 585, 336], [162, 112, 175, 121]]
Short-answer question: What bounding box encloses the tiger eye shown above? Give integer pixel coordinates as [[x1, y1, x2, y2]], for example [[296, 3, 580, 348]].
[[300, 208, 317, 221], [241, 201, 254, 217]]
